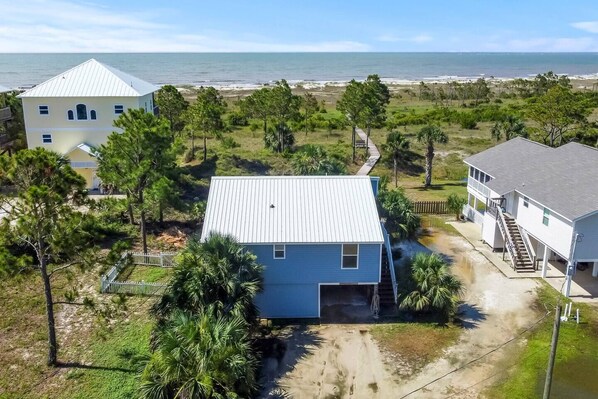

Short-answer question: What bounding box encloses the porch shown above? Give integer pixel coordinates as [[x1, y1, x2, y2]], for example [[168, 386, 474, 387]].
[[543, 260, 598, 303], [450, 221, 598, 303]]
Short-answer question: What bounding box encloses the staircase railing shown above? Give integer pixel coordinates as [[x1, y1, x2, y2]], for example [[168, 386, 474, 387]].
[[381, 223, 398, 304], [520, 228, 537, 270], [496, 207, 517, 269]]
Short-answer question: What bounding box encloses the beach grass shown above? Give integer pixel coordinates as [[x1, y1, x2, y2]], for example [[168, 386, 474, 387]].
[[486, 282, 598, 398]]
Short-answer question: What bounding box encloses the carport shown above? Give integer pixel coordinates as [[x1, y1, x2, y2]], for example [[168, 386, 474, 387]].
[[319, 284, 375, 322]]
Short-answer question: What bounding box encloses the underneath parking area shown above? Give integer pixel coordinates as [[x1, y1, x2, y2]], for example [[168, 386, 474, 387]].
[[319, 284, 375, 323]]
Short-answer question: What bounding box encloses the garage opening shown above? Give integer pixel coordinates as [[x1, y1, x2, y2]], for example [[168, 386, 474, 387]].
[[320, 284, 375, 323]]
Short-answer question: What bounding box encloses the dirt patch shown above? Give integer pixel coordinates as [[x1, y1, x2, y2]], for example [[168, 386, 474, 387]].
[[396, 229, 540, 398], [155, 226, 191, 248], [263, 227, 541, 398], [259, 324, 401, 398], [371, 323, 461, 379]]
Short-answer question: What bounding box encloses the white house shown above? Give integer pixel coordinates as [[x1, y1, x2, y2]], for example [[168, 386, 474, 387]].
[[463, 137, 598, 285], [18, 59, 159, 189]]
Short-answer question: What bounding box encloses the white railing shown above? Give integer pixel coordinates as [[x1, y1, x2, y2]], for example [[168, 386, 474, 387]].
[[520, 228, 537, 269], [496, 207, 517, 269], [381, 223, 398, 304], [463, 204, 484, 225], [467, 176, 490, 198], [70, 161, 97, 168], [100, 251, 176, 294], [129, 251, 177, 267]]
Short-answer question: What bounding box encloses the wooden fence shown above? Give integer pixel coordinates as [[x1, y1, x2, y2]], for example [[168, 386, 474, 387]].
[[100, 251, 176, 295], [413, 200, 451, 215]]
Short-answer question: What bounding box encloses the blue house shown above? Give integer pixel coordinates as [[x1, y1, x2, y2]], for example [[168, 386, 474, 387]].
[[200, 176, 396, 318]]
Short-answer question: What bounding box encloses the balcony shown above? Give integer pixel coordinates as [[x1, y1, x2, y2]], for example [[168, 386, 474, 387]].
[[467, 176, 491, 198], [0, 107, 12, 122], [70, 161, 97, 168]]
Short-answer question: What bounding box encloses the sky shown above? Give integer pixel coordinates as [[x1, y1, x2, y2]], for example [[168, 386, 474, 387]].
[[1, 0, 598, 52]]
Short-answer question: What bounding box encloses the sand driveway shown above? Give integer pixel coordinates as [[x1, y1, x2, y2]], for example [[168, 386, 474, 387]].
[[259, 227, 540, 399]]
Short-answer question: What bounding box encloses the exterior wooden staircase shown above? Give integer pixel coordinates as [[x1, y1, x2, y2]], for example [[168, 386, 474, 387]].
[[379, 246, 396, 306], [500, 212, 535, 271]]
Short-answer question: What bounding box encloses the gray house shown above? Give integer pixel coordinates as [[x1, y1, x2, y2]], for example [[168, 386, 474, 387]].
[[200, 176, 397, 318]]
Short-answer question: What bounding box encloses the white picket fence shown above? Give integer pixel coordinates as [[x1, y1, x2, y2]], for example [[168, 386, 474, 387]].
[[129, 251, 177, 267], [100, 251, 176, 295]]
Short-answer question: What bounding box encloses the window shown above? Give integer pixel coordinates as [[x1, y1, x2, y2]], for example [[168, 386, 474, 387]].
[[523, 196, 529, 208], [474, 169, 479, 181], [41, 134, 52, 144], [273, 244, 285, 259], [469, 167, 474, 178], [342, 244, 359, 269], [76, 104, 87, 120], [543, 208, 550, 226], [114, 105, 124, 114], [39, 105, 49, 115], [90, 110, 97, 120], [67, 110, 74, 120], [485, 174, 491, 183], [480, 172, 486, 183]]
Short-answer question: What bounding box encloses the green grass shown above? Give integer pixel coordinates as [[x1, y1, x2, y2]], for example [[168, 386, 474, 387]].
[[371, 322, 461, 378], [180, 89, 507, 202], [117, 265, 172, 283], [57, 314, 152, 399], [486, 283, 598, 398]]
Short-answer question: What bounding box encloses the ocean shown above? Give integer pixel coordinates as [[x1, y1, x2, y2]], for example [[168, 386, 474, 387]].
[[1, 52, 598, 89]]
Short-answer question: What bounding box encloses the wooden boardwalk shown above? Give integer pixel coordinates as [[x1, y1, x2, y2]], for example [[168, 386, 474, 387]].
[[355, 127, 380, 175]]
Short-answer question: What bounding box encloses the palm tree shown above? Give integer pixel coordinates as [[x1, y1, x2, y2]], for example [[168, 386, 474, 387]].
[[152, 234, 264, 325], [139, 309, 258, 399], [416, 125, 448, 188], [292, 145, 347, 175], [490, 115, 528, 142], [379, 189, 420, 239], [383, 131, 410, 187], [400, 253, 464, 320]]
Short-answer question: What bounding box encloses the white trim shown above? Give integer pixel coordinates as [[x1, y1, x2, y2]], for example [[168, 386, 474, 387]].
[[273, 244, 285, 259], [318, 282, 378, 318], [27, 127, 119, 133], [341, 243, 359, 269], [41, 133, 52, 144], [38, 105, 49, 115]]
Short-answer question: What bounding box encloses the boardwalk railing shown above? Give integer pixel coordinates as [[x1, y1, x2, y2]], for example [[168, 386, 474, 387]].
[[413, 200, 450, 215], [100, 251, 176, 295]]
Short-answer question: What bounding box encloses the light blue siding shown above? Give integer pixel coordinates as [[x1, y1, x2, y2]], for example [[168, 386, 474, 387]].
[[575, 213, 598, 260], [247, 243, 381, 318], [254, 284, 319, 318], [370, 176, 380, 197]]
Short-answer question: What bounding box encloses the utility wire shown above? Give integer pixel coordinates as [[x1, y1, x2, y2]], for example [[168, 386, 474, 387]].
[[398, 309, 552, 399], [444, 344, 550, 399]]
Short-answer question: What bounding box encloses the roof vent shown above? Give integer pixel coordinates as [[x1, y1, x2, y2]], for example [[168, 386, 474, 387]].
[[270, 204, 275, 209]]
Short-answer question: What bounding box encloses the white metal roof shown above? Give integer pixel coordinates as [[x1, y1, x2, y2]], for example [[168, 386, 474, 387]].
[[66, 143, 97, 157], [18, 59, 158, 98], [201, 176, 384, 244]]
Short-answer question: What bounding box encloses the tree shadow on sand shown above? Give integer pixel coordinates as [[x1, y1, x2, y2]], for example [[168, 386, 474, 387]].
[[256, 325, 323, 398], [454, 303, 487, 330]]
